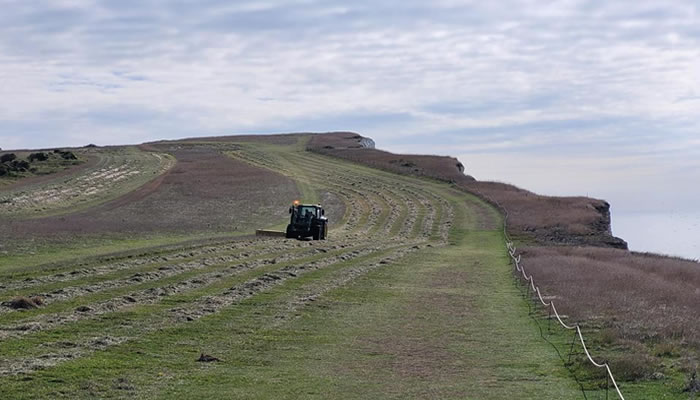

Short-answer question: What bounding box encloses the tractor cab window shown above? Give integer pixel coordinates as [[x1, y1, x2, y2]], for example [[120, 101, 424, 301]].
[[295, 206, 318, 220], [299, 206, 317, 218]]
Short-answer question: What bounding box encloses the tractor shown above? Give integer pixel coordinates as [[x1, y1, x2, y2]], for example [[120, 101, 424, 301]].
[[286, 201, 327, 240]]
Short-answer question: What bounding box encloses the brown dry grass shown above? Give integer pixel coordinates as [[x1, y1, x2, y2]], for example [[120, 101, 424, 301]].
[[467, 180, 627, 248], [1, 142, 299, 240], [173, 133, 303, 145], [521, 245, 700, 351], [309, 132, 474, 183]]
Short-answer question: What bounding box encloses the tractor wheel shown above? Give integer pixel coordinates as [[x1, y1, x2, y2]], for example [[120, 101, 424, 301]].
[[285, 225, 295, 239], [321, 225, 327, 240], [312, 227, 320, 240]]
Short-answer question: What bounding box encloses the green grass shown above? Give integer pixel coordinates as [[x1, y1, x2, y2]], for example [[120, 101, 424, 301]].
[[0, 231, 249, 273], [0, 199, 582, 399], [0, 137, 679, 399]]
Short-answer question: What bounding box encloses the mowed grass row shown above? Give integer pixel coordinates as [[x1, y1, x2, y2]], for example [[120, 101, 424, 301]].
[[0, 152, 431, 331], [0, 146, 174, 218], [0, 144, 436, 292], [229, 145, 448, 241], [0, 140, 448, 381], [2, 138, 586, 399], [0, 241, 348, 328], [0, 139, 461, 396], [0, 240, 407, 364], [289, 152, 451, 242], [0, 239, 290, 302]]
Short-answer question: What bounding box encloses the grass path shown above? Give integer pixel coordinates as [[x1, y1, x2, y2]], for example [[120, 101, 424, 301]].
[[0, 137, 588, 399], [224, 232, 582, 399]]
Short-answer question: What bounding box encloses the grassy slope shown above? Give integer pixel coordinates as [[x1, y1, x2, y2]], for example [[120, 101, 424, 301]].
[[162, 206, 581, 399], [0, 146, 174, 218], [0, 137, 618, 398]]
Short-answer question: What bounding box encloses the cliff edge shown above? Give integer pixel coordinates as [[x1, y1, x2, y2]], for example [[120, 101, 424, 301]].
[[308, 132, 627, 249]]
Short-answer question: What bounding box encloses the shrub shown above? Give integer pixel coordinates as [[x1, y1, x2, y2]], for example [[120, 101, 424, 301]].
[[610, 353, 656, 381], [654, 342, 680, 358], [28, 152, 49, 162], [10, 160, 30, 171], [0, 153, 16, 163], [59, 151, 77, 160], [598, 328, 619, 345]]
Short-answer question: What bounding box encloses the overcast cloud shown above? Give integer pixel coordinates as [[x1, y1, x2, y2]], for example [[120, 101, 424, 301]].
[[1, 1, 699, 255]]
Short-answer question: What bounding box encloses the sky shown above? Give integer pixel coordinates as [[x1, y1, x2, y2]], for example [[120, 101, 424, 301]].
[[1, 1, 699, 257]]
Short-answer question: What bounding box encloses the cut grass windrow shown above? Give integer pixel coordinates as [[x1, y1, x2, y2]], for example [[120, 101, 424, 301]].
[[0, 239, 424, 376], [0, 136, 602, 399], [0, 240, 383, 340]]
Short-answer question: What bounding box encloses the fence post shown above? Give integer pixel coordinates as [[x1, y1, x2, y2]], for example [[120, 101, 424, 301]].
[[567, 331, 577, 364], [525, 278, 531, 297], [525, 281, 532, 315]]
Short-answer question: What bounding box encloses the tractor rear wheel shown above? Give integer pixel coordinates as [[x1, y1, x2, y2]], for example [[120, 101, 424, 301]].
[[312, 227, 320, 240], [285, 225, 295, 239]]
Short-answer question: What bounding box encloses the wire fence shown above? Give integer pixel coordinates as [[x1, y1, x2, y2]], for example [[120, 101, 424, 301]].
[[464, 185, 626, 400]]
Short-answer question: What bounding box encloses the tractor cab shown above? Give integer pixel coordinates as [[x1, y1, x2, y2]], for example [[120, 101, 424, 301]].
[[286, 201, 328, 240]]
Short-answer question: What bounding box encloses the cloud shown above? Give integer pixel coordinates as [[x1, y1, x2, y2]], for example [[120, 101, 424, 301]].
[[0, 1, 699, 178]]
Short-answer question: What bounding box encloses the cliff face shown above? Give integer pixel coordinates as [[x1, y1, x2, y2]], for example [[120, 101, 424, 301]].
[[590, 201, 629, 249], [308, 132, 627, 250]]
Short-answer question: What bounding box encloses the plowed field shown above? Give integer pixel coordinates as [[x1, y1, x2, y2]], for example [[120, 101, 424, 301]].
[[0, 137, 602, 399]]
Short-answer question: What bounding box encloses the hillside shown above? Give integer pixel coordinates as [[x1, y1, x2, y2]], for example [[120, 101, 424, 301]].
[[310, 132, 700, 397], [308, 132, 627, 249], [0, 133, 696, 399]]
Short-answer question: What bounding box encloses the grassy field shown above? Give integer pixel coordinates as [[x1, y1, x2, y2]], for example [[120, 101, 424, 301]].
[[0, 136, 678, 398], [0, 146, 174, 218]]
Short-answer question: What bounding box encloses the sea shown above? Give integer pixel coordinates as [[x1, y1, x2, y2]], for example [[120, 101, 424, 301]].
[[612, 211, 700, 261]]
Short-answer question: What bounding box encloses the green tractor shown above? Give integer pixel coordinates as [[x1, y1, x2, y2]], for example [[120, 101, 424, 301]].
[[286, 202, 328, 240]]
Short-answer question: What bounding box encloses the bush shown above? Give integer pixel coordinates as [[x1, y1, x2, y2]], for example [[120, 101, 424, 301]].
[[28, 152, 49, 162], [610, 354, 656, 381], [598, 328, 619, 345], [59, 151, 77, 160], [0, 153, 16, 163], [10, 160, 30, 171], [653, 342, 680, 358]]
